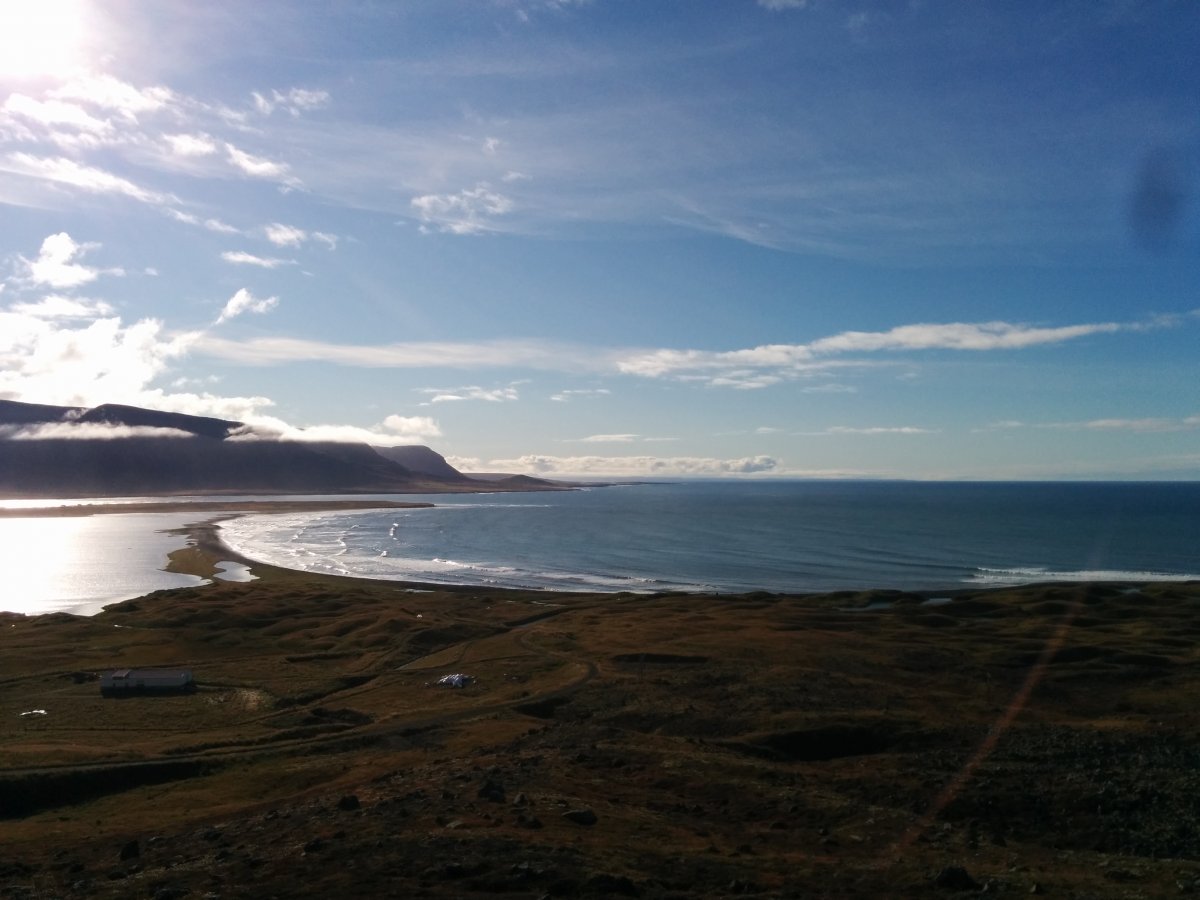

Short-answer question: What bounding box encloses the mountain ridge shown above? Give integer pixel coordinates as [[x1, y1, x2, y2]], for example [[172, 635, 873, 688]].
[[0, 399, 562, 498]]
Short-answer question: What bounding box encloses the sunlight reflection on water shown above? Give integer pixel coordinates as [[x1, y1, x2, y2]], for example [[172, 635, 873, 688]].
[[0, 514, 205, 616]]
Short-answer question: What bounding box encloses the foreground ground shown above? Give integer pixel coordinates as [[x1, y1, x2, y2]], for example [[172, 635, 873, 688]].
[[2, 546, 1199, 898]]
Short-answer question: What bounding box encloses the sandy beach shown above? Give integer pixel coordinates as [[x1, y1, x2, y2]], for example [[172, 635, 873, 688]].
[[0, 499, 434, 518]]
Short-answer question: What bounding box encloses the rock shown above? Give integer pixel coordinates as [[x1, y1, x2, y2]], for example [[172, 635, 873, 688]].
[[336, 794, 360, 811], [119, 840, 140, 861], [512, 791, 529, 807], [587, 873, 640, 895], [934, 866, 981, 890], [302, 838, 325, 854], [478, 779, 506, 803], [562, 808, 598, 826]]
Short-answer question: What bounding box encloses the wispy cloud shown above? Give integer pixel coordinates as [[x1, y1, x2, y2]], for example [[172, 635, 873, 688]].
[[164, 132, 219, 157], [572, 433, 639, 443], [215, 288, 279, 325], [169, 209, 240, 234], [411, 182, 513, 234], [10, 294, 114, 319], [220, 250, 291, 268], [550, 388, 611, 402], [982, 415, 1200, 434], [251, 88, 330, 117], [486, 453, 781, 477], [195, 336, 613, 372], [1, 422, 193, 440], [416, 384, 520, 404], [50, 74, 175, 120], [821, 425, 938, 435], [225, 143, 293, 182], [616, 315, 1195, 387], [263, 222, 337, 249], [1, 153, 176, 205]]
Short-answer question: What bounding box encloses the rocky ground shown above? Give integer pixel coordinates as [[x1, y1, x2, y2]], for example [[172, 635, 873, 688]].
[[2, 566, 1199, 898]]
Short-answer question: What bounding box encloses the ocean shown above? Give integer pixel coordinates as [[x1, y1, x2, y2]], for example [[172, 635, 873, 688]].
[[5, 481, 1198, 616], [218, 481, 1200, 595]]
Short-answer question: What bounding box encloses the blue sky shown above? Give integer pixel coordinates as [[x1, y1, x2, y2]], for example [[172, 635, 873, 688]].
[[0, 0, 1196, 479]]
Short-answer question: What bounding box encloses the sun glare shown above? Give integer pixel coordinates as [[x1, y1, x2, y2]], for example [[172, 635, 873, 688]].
[[0, 0, 88, 79]]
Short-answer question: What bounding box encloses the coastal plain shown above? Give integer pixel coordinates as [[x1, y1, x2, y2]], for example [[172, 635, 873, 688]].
[[2, 521, 1199, 897]]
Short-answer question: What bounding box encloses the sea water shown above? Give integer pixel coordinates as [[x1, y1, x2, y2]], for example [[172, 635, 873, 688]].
[[219, 481, 1200, 595], [0, 512, 207, 616], [5, 481, 1198, 616]]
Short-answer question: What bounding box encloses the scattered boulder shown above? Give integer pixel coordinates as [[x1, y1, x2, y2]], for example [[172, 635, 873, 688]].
[[478, 779, 506, 803], [587, 872, 640, 895], [118, 840, 140, 862], [563, 808, 598, 826], [934, 866, 980, 890], [337, 794, 361, 811]]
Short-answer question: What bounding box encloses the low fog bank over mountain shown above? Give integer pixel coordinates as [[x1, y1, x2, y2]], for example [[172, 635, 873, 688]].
[[0, 400, 558, 498]]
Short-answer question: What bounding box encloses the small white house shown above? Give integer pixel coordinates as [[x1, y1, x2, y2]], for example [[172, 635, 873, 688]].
[[100, 668, 195, 695]]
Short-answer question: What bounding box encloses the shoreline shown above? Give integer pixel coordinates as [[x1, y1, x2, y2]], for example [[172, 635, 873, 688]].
[[0, 499, 435, 518], [174, 513, 1199, 604]]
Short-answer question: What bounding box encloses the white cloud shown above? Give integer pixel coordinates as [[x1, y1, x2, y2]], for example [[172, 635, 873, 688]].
[[616, 315, 1187, 387], [978, 415, 1200, 434], [164, 133, 218, 157], [2, 422, 192, 440], [485, 454, 780, 477], [51, 74, 174, 120], [550, 388, 611, 402], [168, 209, 240, 234], [18, 232, 121, 289], [0, 312, 198, 408], [573, 434, 638, 443], [3, 94, 112, 135], [264, 223, 307, 246], [220, 250, 290, 268], [382, 414, 442, 439], [1, 153, 175, 205], [822, 425, 938, 435], [445, 455, 484, 472], [9, 294, 114, 318], [236, 413, 441, 444], [225, 143, 292, 181], [417, 385, 520, 404], [251, 87, 330, 117], [1046, 415, 1200, 433], [802, 383, 857, 394], [806, 321, 1126, 354], [261, 223, 338, 249], [215, 288, 279, 325], [411, 182, 513, 234], [196, 335, 612, 373]]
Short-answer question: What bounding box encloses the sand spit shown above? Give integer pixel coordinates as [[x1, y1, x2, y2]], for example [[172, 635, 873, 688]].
[[0, 499, 434, 519], [2, 539, 1199, 897]]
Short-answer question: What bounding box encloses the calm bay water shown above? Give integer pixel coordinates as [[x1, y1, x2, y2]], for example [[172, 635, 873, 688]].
[[4, 481, 1198, 617], [220, 481, 1200, 595]]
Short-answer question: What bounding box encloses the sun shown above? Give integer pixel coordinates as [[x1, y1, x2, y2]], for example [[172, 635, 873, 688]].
[[0, 0, 89, 80]]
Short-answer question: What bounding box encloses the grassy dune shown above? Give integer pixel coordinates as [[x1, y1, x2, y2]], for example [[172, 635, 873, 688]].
[[2, 541, 1199, 897]]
